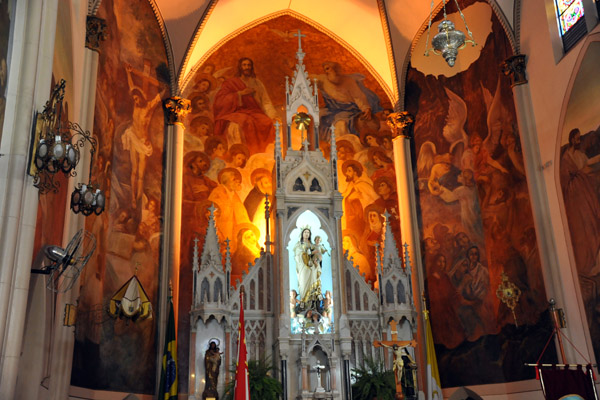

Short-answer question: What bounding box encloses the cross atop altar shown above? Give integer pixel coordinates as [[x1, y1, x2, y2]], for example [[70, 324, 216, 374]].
[[374, 320, 417, 400]]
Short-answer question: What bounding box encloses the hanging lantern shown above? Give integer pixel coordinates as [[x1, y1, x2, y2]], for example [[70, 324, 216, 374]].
[[425, 0, 476, 67], [70, 183, 106, 216], [31, 79, 103, 205]]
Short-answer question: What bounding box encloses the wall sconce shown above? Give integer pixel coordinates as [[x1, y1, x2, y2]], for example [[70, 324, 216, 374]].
[[29, 79, 105, 215], [424, 0, 476, 67]]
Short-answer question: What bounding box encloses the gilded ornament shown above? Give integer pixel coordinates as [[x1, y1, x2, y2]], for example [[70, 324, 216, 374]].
[[496, 272, 522, 326]]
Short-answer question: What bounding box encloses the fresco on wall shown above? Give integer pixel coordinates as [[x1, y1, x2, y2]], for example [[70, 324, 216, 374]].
[[0, 0, 11, 143], [71, 0, 168, 393], [178, 14, 396, 390], [406, 0, 555, 387], [559, 41, 600, 364]]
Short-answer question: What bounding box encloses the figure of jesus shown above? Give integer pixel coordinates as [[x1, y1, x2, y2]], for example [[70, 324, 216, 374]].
[[122, 63, 163, 207], [212, 57, 278, 153]]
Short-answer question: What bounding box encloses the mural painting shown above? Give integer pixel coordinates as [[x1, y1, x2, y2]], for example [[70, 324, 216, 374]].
[[72, 0, 168, 393], [406, 0, 555, 387], [177, 14, 396, 389], [0, 0, 10, 143], [559, 41, 600, 363]]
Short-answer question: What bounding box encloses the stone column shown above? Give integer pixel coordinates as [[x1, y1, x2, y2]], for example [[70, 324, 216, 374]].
[[0, 0, 59, 397], [156, 96, 190, 391], [280, 358, 288, 400], [390, 111, 426, 394], [188, 329, 197, 396], [342, 358, 352, 400], [45, 15, 107, 400], [501, 54, 591, 363]]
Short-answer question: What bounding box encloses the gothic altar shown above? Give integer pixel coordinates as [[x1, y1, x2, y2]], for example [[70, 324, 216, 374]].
[[187, 35, 418, 400]]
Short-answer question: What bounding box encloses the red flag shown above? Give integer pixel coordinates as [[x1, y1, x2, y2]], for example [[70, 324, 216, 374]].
[[234, 290, 250, 400]]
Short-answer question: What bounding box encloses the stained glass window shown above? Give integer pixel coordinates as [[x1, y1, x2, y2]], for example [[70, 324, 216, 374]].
[[555, 0, 585, 35]]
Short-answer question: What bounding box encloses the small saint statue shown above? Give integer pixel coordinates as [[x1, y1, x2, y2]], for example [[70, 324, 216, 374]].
[[202, 340, 222, 399]]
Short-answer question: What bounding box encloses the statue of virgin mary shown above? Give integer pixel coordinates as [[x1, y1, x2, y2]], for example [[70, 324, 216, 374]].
[[294, 227, 322, 305]]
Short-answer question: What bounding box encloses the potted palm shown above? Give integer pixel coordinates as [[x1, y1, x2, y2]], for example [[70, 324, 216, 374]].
[[351, 358, 396, 400], [223, 357, 283, 400]]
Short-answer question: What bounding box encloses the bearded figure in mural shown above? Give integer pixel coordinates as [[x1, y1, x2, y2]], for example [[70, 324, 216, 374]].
[[213, 57, 278, 153], [295, 228, 325, 306], [312, 61, 382, 142]]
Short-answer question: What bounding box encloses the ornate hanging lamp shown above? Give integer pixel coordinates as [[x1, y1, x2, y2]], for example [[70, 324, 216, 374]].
[[30, 79, 105, 215], [424, 0, 476, 67]]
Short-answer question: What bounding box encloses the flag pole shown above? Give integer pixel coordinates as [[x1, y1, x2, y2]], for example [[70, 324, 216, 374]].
[[159, 281, 178, 399], [234, 287, 250, 400], [422, 292, 442, 400]]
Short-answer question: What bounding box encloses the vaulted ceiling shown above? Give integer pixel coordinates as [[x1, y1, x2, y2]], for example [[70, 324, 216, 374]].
[[152, 0, 515, 103]]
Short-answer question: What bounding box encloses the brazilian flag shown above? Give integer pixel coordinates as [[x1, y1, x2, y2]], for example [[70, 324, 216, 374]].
[[159, 297, 178, 399]]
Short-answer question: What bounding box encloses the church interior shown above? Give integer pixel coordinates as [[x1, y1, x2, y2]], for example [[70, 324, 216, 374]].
[[1, 0, 600, 399]]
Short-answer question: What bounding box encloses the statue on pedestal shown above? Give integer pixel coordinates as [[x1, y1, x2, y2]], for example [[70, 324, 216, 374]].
[[202, 339, 222, 399]]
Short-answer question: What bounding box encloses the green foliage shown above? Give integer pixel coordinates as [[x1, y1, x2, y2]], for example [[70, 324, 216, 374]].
[[223, 357, 283, 400], [351, 358, 396, 400]]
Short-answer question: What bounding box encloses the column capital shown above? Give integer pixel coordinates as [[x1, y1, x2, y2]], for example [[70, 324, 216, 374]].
[[501, 54, 528, 87], [163, 97, 191, 125], [387, 111, 414, 138], [85, 16, 107, 52]]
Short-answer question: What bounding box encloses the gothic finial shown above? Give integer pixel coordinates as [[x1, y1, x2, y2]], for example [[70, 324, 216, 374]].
[[330, 125, 337, 158], [294, 29, 306, 63], [274, 121, 282, 153], [192, 235, 200, 272], [224, 237, 232, 273], [200, 203, 222, 267], [403, 242, 411, 270]]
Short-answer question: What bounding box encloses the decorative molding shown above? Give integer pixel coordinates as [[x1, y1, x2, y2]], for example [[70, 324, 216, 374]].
[[148, 0, 177, 95], [377, 0, 400, 108], [178, 0, 219, 91], [180, 9, 394, 104], [88, 0, 102, 16], [487, 0, 518, 54], [501, 54, 527, 87], [163, 96, 191, 125], [85, 16, 107, 52], [514, 0, 522, 54]]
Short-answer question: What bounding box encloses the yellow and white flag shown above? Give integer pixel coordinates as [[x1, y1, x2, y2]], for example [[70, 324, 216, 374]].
[[425, 310, 442, 400]]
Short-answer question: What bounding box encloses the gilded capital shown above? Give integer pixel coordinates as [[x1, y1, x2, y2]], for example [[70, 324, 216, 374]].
[[163, 97, 191, 125], [85, 16, 107, 52], [501, 54, 527, 87], [386, 111, 414, 138]]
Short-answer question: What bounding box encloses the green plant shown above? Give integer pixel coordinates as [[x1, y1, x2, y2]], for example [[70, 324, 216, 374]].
[[351, 358, 396, 400], [223, 357, 283, 400]]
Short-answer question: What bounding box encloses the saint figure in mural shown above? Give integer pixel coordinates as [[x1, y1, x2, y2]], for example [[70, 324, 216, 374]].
[[202, 340, 222, 399], [312, 61, 382, 141], [231, 222, 261, 282], [294, 227, 324, 305], [212, 57, 278, 153], [560, 128, 600, 277], [207, 168, 250, 252]]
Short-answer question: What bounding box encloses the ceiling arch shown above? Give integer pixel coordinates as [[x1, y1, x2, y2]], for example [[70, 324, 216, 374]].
[[178, 0, 396, 99], [181, 9, 397, 103]]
